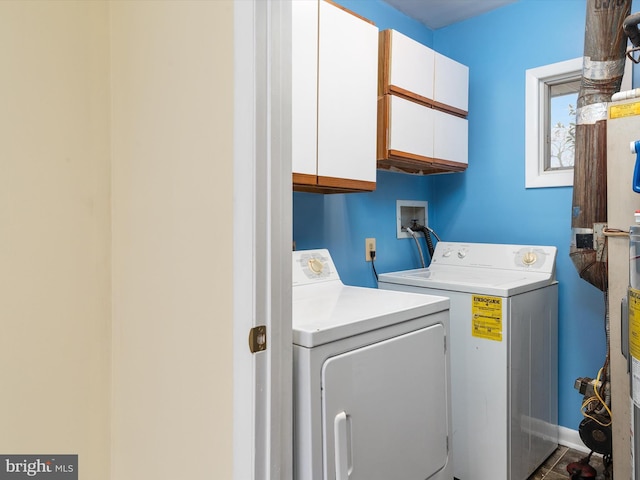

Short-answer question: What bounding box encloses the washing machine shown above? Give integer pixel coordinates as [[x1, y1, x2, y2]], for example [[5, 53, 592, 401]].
[[292, 249, 453, 480], [378, 242, 558, 480]]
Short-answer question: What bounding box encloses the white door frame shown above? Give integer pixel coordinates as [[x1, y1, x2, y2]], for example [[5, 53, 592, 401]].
[[233, 1, 292, 479]]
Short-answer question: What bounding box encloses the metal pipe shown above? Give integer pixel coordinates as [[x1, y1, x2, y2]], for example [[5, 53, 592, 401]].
[[571, 0, 631, 292], [623, 12, 640, 47]]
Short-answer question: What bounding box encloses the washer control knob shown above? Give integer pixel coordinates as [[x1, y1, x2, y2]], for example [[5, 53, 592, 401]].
[[522, 251, 537, 266], [442, 248, 452, 258], [457, 249, 467, 259], [308, 258, 324, 274]]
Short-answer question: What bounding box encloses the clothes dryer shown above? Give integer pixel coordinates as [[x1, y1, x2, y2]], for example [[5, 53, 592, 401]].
[[293, 249, 452, 480], [378, 242, 558, 480]]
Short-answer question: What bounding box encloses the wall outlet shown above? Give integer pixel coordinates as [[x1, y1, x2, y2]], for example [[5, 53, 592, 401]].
[[365, 238, 376, 262], [396, 200, 428, 239]]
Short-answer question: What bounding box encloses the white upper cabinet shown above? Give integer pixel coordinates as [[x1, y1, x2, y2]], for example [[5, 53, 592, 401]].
[[377, 28, 469, 174], [292, 0, 379, 193], [384, 99, 469, 168], [378, 95, 467, 174], [380, 29, 468, 116]]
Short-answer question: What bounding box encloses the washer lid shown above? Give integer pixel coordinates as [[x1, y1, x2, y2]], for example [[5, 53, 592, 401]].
[[292, 282, 449, 347], [378, 265, 555, 296], [378, 241, 558, 296]]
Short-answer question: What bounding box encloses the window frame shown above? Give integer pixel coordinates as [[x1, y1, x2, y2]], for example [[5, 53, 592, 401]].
[[525, 57, 632, 189], [525, 57, 582, 189]]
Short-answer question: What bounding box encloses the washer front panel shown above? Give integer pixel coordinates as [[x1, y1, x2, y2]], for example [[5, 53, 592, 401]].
[[377, 281, 559, 480]]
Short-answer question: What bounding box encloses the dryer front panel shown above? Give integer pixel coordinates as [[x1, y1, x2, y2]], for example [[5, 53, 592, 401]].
[[321, 324, 448, 480]]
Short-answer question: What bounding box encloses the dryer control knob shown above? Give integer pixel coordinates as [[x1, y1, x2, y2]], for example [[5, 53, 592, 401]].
[[457, 249, 467, 259], [522, 251, 537, 265], [308, 258, 324, 274]]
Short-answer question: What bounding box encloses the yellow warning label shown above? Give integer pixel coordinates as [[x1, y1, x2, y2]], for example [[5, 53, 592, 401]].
[[471, 295, 503, 342], [630, 288, 640, 360], [610, 102, 640, 119]]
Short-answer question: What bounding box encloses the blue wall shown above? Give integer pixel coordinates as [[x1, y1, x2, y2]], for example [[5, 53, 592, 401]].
[[293, 0, 635, 432]]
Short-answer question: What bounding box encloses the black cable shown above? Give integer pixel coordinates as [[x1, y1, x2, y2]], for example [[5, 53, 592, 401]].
[[406, 221, 442, 268], [371, 250, 379, 282], [420, 226, 435, 259]]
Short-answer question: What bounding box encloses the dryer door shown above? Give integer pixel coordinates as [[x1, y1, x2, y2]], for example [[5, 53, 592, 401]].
[[321, 323, 448, 480]]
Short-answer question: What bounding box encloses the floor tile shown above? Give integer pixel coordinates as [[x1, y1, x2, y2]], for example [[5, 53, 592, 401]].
[[528, 446, 609, 480]]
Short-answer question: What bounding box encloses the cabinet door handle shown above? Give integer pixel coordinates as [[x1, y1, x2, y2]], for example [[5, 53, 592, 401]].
[[334, 411, 352, 480]]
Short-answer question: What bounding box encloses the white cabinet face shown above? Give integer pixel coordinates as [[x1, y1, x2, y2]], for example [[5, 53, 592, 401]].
[[388, 29, 435, 102], [433, 109, 468, 165], [388, 95, 435, 159], [434, 51, 469, 113], [317, 0, 378, 184]]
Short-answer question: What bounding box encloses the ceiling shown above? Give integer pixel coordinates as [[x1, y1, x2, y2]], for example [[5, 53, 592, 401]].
[[382, 0, 518, 30]]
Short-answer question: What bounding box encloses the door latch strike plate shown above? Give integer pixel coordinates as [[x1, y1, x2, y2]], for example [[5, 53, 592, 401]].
[[249, 325, 267, 353]]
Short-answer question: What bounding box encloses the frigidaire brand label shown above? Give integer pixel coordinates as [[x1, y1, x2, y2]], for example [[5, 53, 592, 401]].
[[0, 456, 77, 480]]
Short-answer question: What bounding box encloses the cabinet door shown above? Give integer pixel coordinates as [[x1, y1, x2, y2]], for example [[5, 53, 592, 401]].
[[378, 95, 468, 174], [433, 109, 468, 165], [322, 325, 448, 480], [317, 0, 378, 188], [388, 95, 434, 159], [434, 51, 469, 115], [384, 29, 435, 104], [291, 0, 319, 185]]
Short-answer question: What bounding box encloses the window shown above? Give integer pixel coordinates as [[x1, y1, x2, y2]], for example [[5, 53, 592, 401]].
[[525, 57, 632, 188], [548, 79, 580, 171], [525, 58, 581, 188]]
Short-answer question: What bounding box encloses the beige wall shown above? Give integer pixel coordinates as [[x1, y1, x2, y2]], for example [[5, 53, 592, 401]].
[[0, 1, 112, 478], [110, 2, 234, 479], [0, 1, 234, 478]]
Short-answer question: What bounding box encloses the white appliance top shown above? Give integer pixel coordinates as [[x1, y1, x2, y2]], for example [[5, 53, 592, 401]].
[[292, 249, 449, 347], [378, 241, 558, 296]]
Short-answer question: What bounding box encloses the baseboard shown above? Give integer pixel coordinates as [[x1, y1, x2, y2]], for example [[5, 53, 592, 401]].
[[558, 426, 589, 453]]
